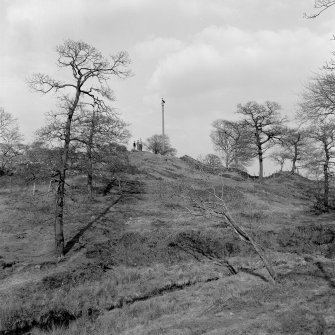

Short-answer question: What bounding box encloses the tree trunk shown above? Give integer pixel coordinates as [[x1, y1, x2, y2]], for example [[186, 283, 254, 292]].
[[86, 110, 95, 198], [54, 87, 80, 258], [87, 149, 93, 198], [55, 128, 71, 258], [87, 168, 93, 197], [223, 211, 277, 282], [324, 162, 329, 210], [234, 154, 238, 169], [291, 143, 298, 173], [55, 171, 65, 258], [255, 133, 264, 180], [323, 143, 330, 211], [258, 150, 263, 180], [291, 160, 296, 174]]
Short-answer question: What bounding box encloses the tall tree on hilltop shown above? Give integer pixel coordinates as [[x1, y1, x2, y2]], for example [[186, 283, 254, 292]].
[[27, 40, 131, 258], [237, 101, 286, 180], [210, 119, 254, 169]]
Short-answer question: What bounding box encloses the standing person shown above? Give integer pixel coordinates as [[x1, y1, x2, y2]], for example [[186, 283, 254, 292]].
[[136, 140, 140, 150], [133, 141, 136, 151], [139, 138, 143, 151]]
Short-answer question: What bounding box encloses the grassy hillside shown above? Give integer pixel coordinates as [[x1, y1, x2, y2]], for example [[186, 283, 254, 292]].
[[0, 151, 335, 335]]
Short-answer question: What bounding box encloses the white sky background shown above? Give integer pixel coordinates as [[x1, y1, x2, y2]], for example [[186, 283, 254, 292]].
[[0, 0, 334, 175]]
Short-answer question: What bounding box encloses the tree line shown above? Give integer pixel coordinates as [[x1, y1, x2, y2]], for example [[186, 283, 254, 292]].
[[209, 50, 335, 212]]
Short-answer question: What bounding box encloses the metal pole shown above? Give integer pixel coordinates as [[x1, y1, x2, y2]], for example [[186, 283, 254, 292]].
[[161, 98, 165, 153]]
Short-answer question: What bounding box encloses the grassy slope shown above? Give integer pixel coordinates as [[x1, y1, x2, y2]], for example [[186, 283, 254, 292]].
[[0, 151, 335, 334]]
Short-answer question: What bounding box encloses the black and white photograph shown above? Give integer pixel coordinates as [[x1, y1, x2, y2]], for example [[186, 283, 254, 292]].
[[0, 1, 335, 334]]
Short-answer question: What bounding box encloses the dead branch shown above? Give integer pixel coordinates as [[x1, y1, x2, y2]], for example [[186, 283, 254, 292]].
[[304, 0, 335, 18], [186, 188, 277, 283]]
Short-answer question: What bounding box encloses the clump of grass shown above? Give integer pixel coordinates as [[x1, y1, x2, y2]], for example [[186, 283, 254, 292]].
[[277, 308, 326, 334], [0, 262, 222, 334], [277, 224, 335, 255], [30, 296, 185, 335]]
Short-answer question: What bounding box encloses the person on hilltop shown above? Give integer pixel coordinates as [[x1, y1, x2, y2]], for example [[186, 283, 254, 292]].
[[133, 141, 136, 151]]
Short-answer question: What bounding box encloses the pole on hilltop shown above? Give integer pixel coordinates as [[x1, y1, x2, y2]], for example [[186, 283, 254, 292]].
[[161, 98, 165, 153]]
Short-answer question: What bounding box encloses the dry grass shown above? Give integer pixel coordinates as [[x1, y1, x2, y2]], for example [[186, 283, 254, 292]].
[[1, 151, 335, 334], [0, 261, 226, 333], [27, 258, 335, 334]]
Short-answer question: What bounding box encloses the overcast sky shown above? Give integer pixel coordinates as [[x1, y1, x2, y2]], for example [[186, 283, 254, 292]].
[[1, 0, 334, 174]]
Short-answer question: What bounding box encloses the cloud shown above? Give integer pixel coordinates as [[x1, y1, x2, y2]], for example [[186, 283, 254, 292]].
[[140, 24, 332, 160], [2, 0, 157, 57], [149, 42, 222, 96], [134, 37, 184, 60], [147, 25, 332, 103]]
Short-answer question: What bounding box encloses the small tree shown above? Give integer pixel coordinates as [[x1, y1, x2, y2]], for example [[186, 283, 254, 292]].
[[74, 106, 130, 197], [145, 134, 177, 156], [299, 72, 335, 121], [198, 154, 223, 173], [269, 149, 291, 172], [27, 40, 131, 258], [37, 105, 130, 198], [280, 127, 309, 173], [18, 141, 63, 184], [210, 120, 254, 169], [0, 108, 24, 175], [237, 101, 286, 180]]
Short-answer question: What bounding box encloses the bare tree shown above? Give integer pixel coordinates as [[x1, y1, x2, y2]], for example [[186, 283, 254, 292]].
[[198, 154, 223, 173], [0, 142, 24, 175], [278, 127, 309, 173], [299, 72, 335, 121], [237, 101, 286, 180], [37, 105, 130, 198], [0, 108, 22, 141], [210, 120, 254, 169], [19, 141, 62, 182], [145, 134, 177, 156], [308, 120, 335, 210], [0, 108, 23, 174], [74, 106, 130, 197], [181, 185, 277, 282], [269, 149, 291, 172], [305, 0, 335, 18], [27, 40, 131, 258]]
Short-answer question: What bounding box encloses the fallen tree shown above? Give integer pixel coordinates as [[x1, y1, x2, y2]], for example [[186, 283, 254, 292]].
[[180, 182, 277, 283]]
